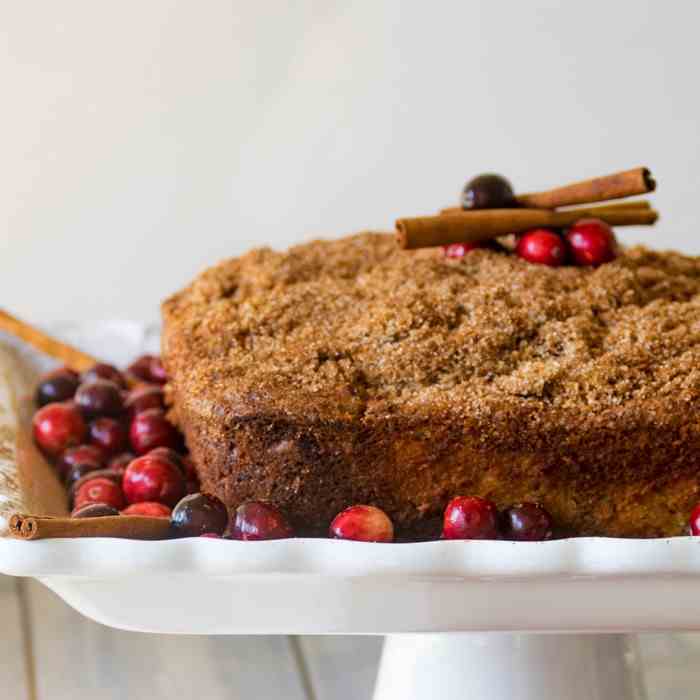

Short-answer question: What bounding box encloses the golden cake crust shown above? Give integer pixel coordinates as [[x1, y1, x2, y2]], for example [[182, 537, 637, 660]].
[[162, 233, 700, 537]]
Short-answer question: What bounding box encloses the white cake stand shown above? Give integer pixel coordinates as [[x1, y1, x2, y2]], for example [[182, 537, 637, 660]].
[[2, 536, 700, 700]]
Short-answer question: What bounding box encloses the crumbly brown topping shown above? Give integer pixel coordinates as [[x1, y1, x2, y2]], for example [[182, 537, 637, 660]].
[[162, 233, 700, 422]]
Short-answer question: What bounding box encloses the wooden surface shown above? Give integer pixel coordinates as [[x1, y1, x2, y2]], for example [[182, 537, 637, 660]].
[[1, 574, 699, 699]]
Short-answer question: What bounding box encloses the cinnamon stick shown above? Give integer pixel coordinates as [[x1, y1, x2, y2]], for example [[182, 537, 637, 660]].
[[9, 513, 172, 540], [0, 309, 99, 372], [516, 167, 655, 209], [440, 199, 652, 216], [397, 206, 658, 250]]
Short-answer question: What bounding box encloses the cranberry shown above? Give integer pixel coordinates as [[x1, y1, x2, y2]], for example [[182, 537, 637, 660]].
[[57, 443, 106, 479], [565, 218, 617, 267], [500, 502, 553, 541], [461, 173, 516, 210], [72, 503, 120, 518], [443, 242, 484, 259], [125, 385, 165, 415], [516, 229, 567, 267], [74, 476, 126, 511], [149, 356, 168, 384], [35, 368, 80, 407], [148, 447, 186, 474], [122, 501, 171, 518], [82, 363, 127, 389], [442, 496, 500, 540], [33, 402, 87, 457], [230, 502, 293, 541], [127, 355, 159, 383], [129, 409, 181, 454], [689, 503, 700, 535], [69, 468, 122, 504], [75, 379, 124, 418], [200, 532, 222, 538], [122, 454, 185, 506], [170, 493, 229, 537], [89, 417, 128, 455], [329, 505, 394, 543], [107, 451, 135, 476]]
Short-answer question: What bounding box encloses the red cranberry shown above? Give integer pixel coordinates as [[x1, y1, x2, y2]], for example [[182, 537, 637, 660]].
[[122, 454, 185, 506], [82, 363, 127, 389], [89, 417, 128, 455], [329, 505, 394, 543], [129, 409, 181, 455], [516, 229, 567, 267], [107, 451, 135, 476], [565, 218, 617, 267], [500, 502, 553, 541], [33, 402, 87, 457], [230, 502, 293, 541], [57, 444, 106, 479], [122, 501, 171, 518], [125, 385, 165, 415], [690, 503, 700, 535], [72, 503, 120, 518], [462, 173, 516, 210], [149, 356, 168, 384], [75, 379, 124, 418], [74, 476, 126, 511], [127, 355, 159, 383], [442, 496, 500, 540], [170, 493, 229, 537], [35, 368, 80, 407], [148, 447, 186, 474], [443, 242, 484, 259], [200, 532, 222, 538], [68, 468, 122, 505]]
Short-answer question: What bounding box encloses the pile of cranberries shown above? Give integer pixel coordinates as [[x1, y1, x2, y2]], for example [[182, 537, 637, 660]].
[[444, 173, 617, 267]]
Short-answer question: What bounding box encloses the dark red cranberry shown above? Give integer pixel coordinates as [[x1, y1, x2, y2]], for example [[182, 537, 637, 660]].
[[149, 356, 167, 384], [443, 242, 484, 259], [230, 502, 293, 541], [68, 468, 122, 505], [689, 503, 700, 535], [57, 444, 106, 479], [516, 228, 567, 266], [107, 451, 135, 476], [33, 402, 87, 456], [82, 363, 127, 389], [122, 501, 171, 518], [122, 454, 185, 506], [461, 173, 516, 210], [442, 496, 500, 540], [35, 369, 80, 407], [89, 417, 128, 455], [65, 462, 102, 489], [565, 218, 617, 267], [500, 502, 553, 541], [170, 493, 229, 537], [125, 385, 165, 415], [129, 409, 181, 455], [75, 379, 124, 418], [74, 476, 126, 511], [148, 447, 186, 474], [329, 505, 394, 542], [127, 355, 159, 383], [72, 503, 120, 518]]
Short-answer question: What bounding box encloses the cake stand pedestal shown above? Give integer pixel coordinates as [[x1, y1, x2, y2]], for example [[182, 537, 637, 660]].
[[373, 633, 646, 700]]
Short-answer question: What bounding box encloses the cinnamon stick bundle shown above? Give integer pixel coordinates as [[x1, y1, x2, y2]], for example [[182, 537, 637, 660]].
[[397, 205, 658, 250], [9, 513, 172, 540]]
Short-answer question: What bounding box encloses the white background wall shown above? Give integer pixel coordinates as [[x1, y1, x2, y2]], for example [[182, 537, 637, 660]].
[[2, 1, 699, 323]]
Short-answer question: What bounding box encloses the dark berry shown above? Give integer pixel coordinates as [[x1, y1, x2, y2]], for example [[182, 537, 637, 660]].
[[33, 402, 87, 456], [107, 451, 135, 476], [127, 355, 159, 383], [565, 218, 617, 267], [170, 493, 229, 537], [82, 363, 127, 389], [75, 379, 124, 418], [329, 505, 394, 542], [516, 229, 567, 266], [65, 462, 103, 489], [35, 369, 80, 407], [500, 502, 553, 541], [461, 173, 516, 210], [122, 454, 185, 506], [122, 501, 171, 518], [57, 443, 106, 479], [442, 496, 500, 540], [72, 503, 120, 518], [147, 447, 186, 474], [230, 502, 293, 541], [88, 417, 128, 455], [125, 385, 165, 416], [129, 409, 181, 455], [149, 356, 168, 384]]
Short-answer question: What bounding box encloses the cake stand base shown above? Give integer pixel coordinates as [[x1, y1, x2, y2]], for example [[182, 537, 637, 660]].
[[373, 633, 647, 700]]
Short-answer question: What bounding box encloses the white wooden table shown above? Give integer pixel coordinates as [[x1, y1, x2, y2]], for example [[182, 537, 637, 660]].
[[1, 574, 698, 699]]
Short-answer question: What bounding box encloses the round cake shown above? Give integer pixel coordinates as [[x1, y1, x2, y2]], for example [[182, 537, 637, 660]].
[[162, 232, 700, 537]]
